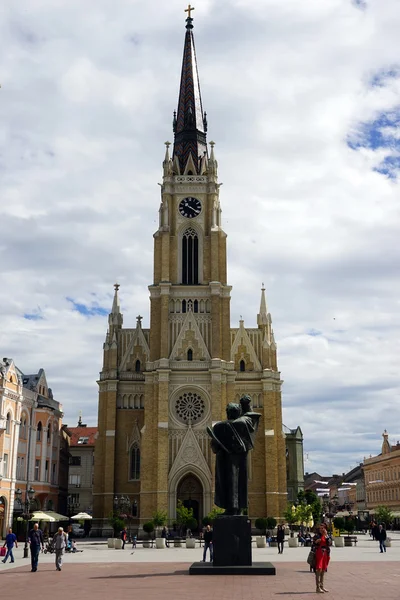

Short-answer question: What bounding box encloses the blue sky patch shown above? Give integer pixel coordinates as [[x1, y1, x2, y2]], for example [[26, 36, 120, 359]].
[[24, 311, 44, 321], [67, 297, 108, 317], [348, 108, 400, 179], [353, 0, 367, 9], [307, 328, 323, 337]]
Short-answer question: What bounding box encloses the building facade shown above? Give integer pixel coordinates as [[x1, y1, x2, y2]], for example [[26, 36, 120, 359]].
[[67, 418, 97, 517], [0, 358, 65, 537], [93, 14, 287, 533], [364, 431, 400, 513]]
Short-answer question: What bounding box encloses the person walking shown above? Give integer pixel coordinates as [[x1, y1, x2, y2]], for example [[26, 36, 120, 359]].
[[277, 524, 285, 554], [28, 523, 44, 572], [202, 524, 213, 562], [161, 526, 169, 548], [312, 523, 331, 593], [2, 528, 18, 564], [120, 527, 127, 550], [377, 524, 387, 553], [54, 527, 68, 571]]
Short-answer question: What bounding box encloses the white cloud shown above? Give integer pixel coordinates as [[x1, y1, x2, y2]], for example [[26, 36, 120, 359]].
[[1, 0, 399, 475]]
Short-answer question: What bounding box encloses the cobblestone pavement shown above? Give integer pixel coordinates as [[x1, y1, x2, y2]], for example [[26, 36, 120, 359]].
[[1, 561, 399, 599]]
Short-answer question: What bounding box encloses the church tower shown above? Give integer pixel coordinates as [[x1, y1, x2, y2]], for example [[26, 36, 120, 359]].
[[93, 11, 287, 533]]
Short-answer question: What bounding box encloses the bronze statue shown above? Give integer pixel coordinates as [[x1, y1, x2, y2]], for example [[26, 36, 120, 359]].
[[207, 395, 261, 515]]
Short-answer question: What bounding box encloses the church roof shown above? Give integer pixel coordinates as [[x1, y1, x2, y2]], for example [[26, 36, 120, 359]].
[[172, 11, 207, 174]]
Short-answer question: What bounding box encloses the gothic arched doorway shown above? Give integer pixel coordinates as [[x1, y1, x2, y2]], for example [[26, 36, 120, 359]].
[[177, 474, 203, 531]]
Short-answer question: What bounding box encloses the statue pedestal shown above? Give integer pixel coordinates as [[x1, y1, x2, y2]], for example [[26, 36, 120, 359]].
[[213, 515, 252, 566], [189, 515, 276, 576]]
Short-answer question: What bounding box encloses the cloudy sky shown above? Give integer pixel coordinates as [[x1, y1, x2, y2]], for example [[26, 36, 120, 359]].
[[1, 0, 399, 475]]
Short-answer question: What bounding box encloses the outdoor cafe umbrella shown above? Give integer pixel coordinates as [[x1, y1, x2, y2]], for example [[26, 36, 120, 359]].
[[30, 511, 57, 522], [45, 511, 69, 521], [71, 512, 93, 520]]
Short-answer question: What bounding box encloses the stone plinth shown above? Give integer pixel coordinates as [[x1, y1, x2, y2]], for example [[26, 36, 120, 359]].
[[213, 515, 252, 566]]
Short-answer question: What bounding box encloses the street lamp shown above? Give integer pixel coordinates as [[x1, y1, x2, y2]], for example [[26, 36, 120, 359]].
[[15, 486, 35, 558]]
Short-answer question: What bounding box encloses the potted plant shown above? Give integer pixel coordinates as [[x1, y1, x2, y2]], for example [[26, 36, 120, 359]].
[[344, 518, 355, 546], [254, 517, 268, 548], [283, 505, 299, 546], [152, 510, 168, 548], [142, 521, 154, 548], [185, 517, 197, 548]]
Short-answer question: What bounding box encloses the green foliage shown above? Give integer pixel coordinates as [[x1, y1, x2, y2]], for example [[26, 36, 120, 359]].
[[206, 506, 225, 523], [143, 521, 154, 535], [255, 517, 269, 534], [295, 504, 313, 527], [152, 510, 168, 528], [266, 516, 277, 531], [283, 505, 298, 528], [187, 517, 198, 531], [297, 489, 322, 523], [374, 506, 394, 526], [333, 517, 345, 532], [345, 519, 355, 534], [202, 516, 211, 526], [108, 511, 126, 535], [176, 500, 194, 534]]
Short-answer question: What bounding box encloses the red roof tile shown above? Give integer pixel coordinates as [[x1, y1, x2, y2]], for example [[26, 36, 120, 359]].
[[68, 426, 97, 447]]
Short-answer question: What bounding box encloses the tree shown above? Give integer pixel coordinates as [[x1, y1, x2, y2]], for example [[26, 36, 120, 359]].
[[176, 500, 194, 536], [298, 490, 322, 523], [202, 516, 211, 527], [333, 517, 345, 533], [345, 518, 355, 535], [374, 506, 394, 527], [143, 521, 154, 539], [266, 517, 277, 531], [206, 506, 225, 523], [295, 504, 313, 528], [152, 510, 168, 533], [108, 511, 125, 536], [283, 505, 298, 535], [255, 517, 269, 535]]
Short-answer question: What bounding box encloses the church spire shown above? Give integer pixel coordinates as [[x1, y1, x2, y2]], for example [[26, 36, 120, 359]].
[[172, 6, 207, 175], [257, 284, 268, 327], [109, 283, 123, 330]]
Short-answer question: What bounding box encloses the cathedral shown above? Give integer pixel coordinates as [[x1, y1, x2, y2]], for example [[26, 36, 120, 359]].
[[93, 12, 288, 533]]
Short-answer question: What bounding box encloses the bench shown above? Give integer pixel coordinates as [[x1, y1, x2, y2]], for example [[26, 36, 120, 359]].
[[344, 536, 358, 546]]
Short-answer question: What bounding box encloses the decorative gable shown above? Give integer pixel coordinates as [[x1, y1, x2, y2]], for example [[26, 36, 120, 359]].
[[169, 425, 212, 481], [231, 322, 262, 372], [120, 325, 150, 372], [169, 310, 211, 361]]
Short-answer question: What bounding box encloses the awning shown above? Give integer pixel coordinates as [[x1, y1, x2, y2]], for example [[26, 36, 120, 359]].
[[71, 512, 93, 520], [335, 511, 351, 517], [45, 511, 69, 521], [30, 511, 68, 522]]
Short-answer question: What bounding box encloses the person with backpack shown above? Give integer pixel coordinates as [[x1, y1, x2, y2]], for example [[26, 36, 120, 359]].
[[2, 528, 18, 564], [120, 527, 127, 549]]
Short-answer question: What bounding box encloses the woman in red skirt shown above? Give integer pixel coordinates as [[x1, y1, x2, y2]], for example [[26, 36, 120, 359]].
[[312, 524, 331, 593]]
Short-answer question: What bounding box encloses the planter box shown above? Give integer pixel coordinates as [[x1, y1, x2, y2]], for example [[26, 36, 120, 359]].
[[334, 536, 344, 547], [288, 537, 299, 548], [114, 539, 123, 549], [186, 538, 196, 549], [156, 538, 166, 549], [256, 536, 266, 548], [107, 538, 117, 548], [174, 538, 183, 548], [386, 539, 392, 548]]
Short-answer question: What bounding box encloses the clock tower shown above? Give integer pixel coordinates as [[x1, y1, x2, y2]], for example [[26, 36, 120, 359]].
[[93, 12, 287, 533]]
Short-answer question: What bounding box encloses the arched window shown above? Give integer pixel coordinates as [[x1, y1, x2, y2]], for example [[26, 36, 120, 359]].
[[135, 359, 141, 373], [21, 416, 27, 439], [37, 421, 42, 442], [182, 300, 187, 313], [5, 413, 11, 434], [182, 228, 199, 285], [47, 425, 51, 443], [194, 300, 198, 313], [187, 348, 193, 361], [239, 360, 245, 372], [130, 445, 140, 480]]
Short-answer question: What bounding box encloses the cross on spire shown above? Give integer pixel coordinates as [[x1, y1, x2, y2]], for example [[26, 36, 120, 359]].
[[114, 283, 120, 292], [185, 4, 195, 18]]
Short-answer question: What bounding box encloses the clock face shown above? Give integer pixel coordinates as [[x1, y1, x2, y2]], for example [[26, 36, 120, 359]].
[[179, 197, 202, 219]]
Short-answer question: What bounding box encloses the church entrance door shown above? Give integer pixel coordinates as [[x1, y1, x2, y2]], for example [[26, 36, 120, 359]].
[[177, 474, 203, 532]]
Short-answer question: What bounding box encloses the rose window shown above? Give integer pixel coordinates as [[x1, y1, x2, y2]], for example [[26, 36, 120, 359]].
[[175, 392, 205, 424]]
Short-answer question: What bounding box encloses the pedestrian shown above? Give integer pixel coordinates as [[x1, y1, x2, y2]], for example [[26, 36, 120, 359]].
[[132, 534, 137, 549], [28, 522, 44, 572], [372, 521, 379, 541], [377, 524, 387, 553], [277, 524, 285, 554], [53, 527, 68, 571], [202, 524, 213, 563], [265, 530, 272, 547], [2, 527, 18, 564], [312, 523, 331, 593], [120, 527, 127, 550]]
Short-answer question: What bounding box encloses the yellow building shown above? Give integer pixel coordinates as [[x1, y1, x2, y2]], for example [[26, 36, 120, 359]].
[[93, 14, 287, 534], [364, 431, 400, 513]]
